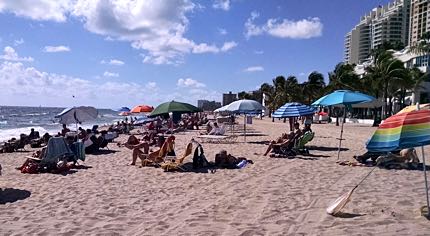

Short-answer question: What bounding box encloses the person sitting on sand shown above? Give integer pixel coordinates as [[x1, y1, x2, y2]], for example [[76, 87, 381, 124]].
[[61, 124, 70, 136], [77, 127, 87, 140], [125, 135, 175, 166], [28, 128, 40, 140]]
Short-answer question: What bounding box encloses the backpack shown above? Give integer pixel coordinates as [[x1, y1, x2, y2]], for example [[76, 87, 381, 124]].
[[192, 145, 209, 169]]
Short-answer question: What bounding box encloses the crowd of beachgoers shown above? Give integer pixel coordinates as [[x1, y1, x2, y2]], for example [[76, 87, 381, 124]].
[[1, 110, 430, 235]]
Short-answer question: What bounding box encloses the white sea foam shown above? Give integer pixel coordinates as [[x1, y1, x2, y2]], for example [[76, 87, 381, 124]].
[[0, 126, 53, 142]]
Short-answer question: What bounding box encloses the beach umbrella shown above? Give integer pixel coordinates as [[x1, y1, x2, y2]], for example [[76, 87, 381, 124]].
[[116, 107, 131, 112], [366, 108, 430, 217], [272, 102, 315, 118], [131, 105, 154, 113], [397, 103, 429, 114], [214, 105, 230, 113], [312, 90, 375, 159], [55, 106, 98, 125], [149, 101, 201, 117], [224, 99, 264, 142]]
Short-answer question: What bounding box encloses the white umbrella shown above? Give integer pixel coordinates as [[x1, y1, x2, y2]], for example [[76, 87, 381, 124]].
[[55, 106, 98, 125], [224, 99, 264, 142]]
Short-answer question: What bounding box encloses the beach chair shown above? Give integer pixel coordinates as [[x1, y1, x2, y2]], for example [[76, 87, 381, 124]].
[[160, 142, 193, 171], [141, 136, 175, 167], [293, 131, 315, 155]]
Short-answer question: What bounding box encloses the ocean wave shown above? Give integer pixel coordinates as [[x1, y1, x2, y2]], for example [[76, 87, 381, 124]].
[[0, 126, 53, 142], [0, 121, 7, 125]]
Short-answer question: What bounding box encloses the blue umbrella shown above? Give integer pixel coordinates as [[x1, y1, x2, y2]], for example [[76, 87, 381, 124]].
[[272, 102, 315, 118], [116, 107, 131, 112], [312, 90, 375, 107], [312, 90, 376, 159]]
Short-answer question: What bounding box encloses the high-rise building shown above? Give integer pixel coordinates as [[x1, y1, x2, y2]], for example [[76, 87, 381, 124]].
[[197, 100, 221, 111], [409, 0, 430, 45], [197, 100, 209, 109], [344, 0, 411, 64], [222, 91, 237, 106]]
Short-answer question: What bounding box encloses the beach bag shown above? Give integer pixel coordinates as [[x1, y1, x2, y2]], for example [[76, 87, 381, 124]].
[[193, 145, 208, 169]]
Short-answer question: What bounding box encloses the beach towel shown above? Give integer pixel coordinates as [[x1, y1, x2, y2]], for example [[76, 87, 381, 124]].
[[70, 141, 85, 162], [41, 137, 74, 165]]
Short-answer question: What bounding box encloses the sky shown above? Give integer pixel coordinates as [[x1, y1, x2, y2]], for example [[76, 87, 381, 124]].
[[0, 0, 393, 109]]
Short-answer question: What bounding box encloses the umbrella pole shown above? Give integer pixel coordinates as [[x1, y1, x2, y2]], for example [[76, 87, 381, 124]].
[[337, 107, 346, 160], [421, 146, 430, 218], [244, 114, 246, 142]]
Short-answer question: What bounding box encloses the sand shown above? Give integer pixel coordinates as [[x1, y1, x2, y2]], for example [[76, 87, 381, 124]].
[[1, 118, 429, 235]]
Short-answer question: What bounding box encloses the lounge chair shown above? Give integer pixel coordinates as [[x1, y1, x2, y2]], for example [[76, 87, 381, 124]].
[[21, 137, 76, 173], [293, 131, 315, 155]]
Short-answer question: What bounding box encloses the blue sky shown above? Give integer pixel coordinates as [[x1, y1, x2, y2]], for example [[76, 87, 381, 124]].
[[0, 0, 392, 108]]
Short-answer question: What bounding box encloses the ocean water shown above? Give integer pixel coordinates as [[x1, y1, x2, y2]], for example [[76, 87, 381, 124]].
[[0, 106, 124, 142]]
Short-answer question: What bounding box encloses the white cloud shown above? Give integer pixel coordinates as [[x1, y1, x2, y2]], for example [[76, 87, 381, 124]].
[[254, 50, 264, 54], [218, 28, 227, 35], [103, 71, 119, 77], [13, 38, 24, 46], [101, 59, 125, 66], [0, 0, 235, 65], [0, 61, 220, 107], [243, 66, 264, 72], [244, 12, 323, 39], [212, 0, 230, 11], [0, 46, 33, 62], [221, 41, 237, 52], [0, 0, 72, 22], [44, 45, 70, 53], [71, 0, 234, 64], [177, 78, 206, 88]]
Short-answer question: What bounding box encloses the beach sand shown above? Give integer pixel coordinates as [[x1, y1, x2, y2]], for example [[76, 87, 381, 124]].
[[1, 118, 429, 235]]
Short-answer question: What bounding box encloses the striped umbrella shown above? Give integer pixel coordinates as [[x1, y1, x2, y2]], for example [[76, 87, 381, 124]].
[[397, 103, 429, 114], [366, 109, 430, 217], [272, 102, 315, 118], [366, 109, 430, 152]]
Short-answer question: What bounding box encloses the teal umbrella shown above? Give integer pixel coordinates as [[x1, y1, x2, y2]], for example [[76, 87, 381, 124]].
[[149, 101, 201, 117], [312, 90, 375, 159]]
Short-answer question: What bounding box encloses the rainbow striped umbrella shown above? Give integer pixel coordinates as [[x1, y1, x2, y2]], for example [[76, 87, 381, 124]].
[[366, 109, 430, 152], [367, 108, 430, 218]]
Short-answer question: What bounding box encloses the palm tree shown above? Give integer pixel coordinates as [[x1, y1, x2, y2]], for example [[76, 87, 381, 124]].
[[327, 63, 360, 92], [285, 76, 301, 102], [302, 71, 325, 104], [272, 76, 287, 109], [365, 51, 407, 118]]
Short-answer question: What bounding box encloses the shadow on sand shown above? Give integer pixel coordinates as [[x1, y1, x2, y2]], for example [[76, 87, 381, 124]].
[[333, 212, 365, 218], [90, 149, 119, 155], [309, 146, 349, 152], [0, 188, 31, 204]]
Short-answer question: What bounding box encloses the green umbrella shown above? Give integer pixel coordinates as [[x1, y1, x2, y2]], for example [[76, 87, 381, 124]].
[[149, 101, 201, 117]]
